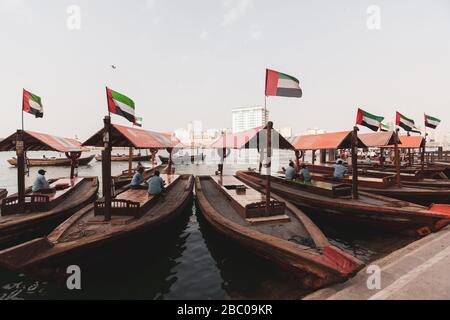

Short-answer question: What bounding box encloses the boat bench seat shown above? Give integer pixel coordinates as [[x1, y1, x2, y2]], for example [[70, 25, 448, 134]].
[[212, 176, 286, 219], [1, 178, 84, 215], [94, 174, 180, 218]]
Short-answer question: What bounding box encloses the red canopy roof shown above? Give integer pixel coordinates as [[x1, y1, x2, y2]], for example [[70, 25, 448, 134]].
[[359, 131, 400, 147], [210, 126, 294, 150], [395, 136, 425, 149], [290, 131, 367, 150], [0, 130, 85, 153], [82, 124, 180, 149]]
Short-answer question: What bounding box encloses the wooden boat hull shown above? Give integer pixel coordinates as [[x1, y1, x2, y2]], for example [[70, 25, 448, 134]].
[[0, 189, 7, 201], [195, 176, 363, 289], [7, 155, 95, 167], [95, 154, 152, 162], [0, 175, 194, 280], [236, 171, 450, 237], [0, 177, 99, 249], [308, 173, 450, 206]]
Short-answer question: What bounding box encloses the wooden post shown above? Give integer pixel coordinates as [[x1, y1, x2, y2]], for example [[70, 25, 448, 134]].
[[421, 134, 426, 177], [265, 122, 273, 216], [294, 150, 301, 173], [395, 129, 401, 187], [128, 147, 133, 176], [408, 148, 412, 166], [312, 150, 316, 165], [351, 126, 359, 200], [167, 148, 173, 174], [16, 130, 26, 212], [102, 116, 112, 221]]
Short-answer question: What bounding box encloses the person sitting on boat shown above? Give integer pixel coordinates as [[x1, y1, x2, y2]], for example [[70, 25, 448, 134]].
[[285, 162, 297, 181], [148, 170, 165, 195], [299, 164, 312, 182], [32, 169, 55, 193], [332, 160, 347, 178], [130, 167, 145, 190]]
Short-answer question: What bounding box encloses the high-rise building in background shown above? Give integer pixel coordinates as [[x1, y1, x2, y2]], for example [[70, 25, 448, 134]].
[[232, 106, 269, 133]]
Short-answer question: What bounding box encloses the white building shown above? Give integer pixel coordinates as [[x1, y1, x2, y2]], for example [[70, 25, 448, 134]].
[[279, 127, 293, 138], [232, 106, 269, 133]]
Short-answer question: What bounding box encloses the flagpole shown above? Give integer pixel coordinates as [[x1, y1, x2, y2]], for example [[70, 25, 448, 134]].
[[21, 89, 24, 131]]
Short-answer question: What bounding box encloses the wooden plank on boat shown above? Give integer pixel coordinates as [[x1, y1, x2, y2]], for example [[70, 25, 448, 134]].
[[246, 214, 291, 225]]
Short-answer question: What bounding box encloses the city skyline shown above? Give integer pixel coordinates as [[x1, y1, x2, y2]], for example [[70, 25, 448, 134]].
[[1, 0, 449, 141]]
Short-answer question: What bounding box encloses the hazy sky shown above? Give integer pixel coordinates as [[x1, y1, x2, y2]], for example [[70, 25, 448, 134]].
[[1, 0, 449, 140]]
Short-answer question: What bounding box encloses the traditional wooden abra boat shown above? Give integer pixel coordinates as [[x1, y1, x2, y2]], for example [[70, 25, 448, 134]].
[[95, 154, 152, 162], [0, 117, 193, 278], [159, 153, 206, 164], [236, 171, 450, 237], [305, 165, 450, 206], [0, 189, 7, 201], [195, 175, 363, 289], [0, 130, 99, 248], [7, 154, 95, 167]]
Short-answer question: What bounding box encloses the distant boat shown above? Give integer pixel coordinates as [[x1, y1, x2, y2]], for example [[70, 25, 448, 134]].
[[159, 154, 206, 164], [95, 154, 152, 162], [7, 155, 95, 167]]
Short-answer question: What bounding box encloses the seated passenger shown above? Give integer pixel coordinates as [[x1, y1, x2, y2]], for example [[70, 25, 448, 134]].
[[130, 167, 145, 189], [32, 169, 55, 193], [299, 164, 312, 182], [332, 160, 348, 178], [147, 170, 165, 195], [285, 162, 297, 181]]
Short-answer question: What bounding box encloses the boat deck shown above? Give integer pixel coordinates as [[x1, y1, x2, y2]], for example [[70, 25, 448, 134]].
[[115, 174, 179, 205], [55, 175, 189, 244], [201, 176, 311, 241], [31, 178, 84, 201]]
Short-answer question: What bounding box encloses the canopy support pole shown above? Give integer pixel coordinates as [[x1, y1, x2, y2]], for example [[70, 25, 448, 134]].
[[102, 116, 112, 221], [351, 126, 359, 200], [421, 134, 427, 178], [395, 129, 401, 187], [16, 130, 26, 212], [294, 150, 301, 173], [128, 147, 133, 176], [265, 121, 273, 216]]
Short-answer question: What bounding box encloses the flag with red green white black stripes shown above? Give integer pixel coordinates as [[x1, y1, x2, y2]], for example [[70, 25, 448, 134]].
[[23, 89, 43, 118]]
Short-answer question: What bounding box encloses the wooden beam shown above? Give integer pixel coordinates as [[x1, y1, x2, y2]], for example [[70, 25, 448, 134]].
[[16, 130, 25, 212], [102, 116, 112, 221], [351, 126, 359, 200]]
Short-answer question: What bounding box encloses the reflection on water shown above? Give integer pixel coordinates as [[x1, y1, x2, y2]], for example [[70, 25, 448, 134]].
[[0, 150, 414, 299]]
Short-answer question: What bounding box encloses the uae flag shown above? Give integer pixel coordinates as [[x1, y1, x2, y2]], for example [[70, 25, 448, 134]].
[[379, 123, 390, 132], [356, 108, 384, 132], [424, 114, 441, 129], [106, 87, 136, 124], [396, 112, 420, 133], [135, 117, 143, 127], [23, 89, 43, 118], [265, 69, 302, 98]]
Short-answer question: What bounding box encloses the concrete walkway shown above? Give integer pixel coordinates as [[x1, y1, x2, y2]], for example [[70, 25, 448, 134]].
[[305, 226, 450, 300]]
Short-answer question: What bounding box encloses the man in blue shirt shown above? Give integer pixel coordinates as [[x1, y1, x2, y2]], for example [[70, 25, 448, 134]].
[[32, 169, 54, 193], [299, 164, 312, 182], [130, 167, 145, 189], [148, 170, 165, 195], [332, 160, 348, 178], [285, 162, 297, 181]]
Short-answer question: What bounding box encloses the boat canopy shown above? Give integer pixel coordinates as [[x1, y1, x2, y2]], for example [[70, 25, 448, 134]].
[[393, 136, 425, 149], [359, 131, 401, 148], [82, 123, 180, 149], [290, 131, 366, 151], [210, 125, 295, 150], [0, 130, 85, 153]]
